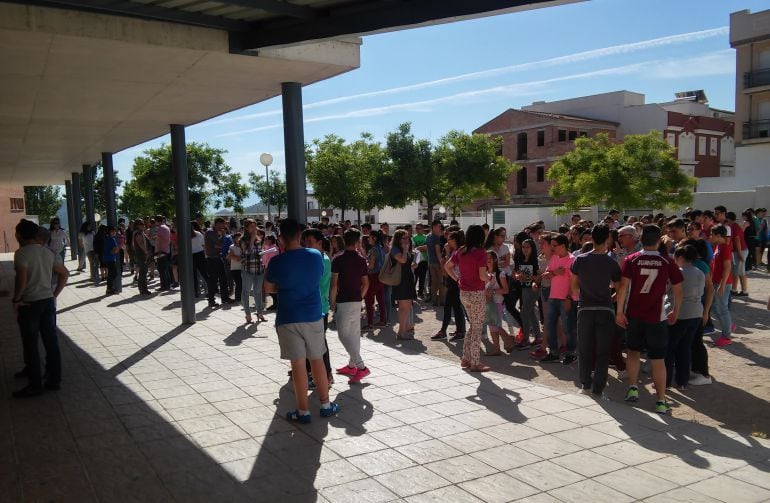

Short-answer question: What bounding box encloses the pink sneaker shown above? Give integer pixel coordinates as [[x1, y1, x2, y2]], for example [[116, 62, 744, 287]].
[[336, 365, 358, 376], [731, 323, 737, 332], [348, 367, 370, 383], [714, 337, 732, 347]]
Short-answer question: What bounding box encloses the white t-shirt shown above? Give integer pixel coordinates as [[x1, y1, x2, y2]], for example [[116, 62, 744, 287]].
[[191, 231, 204, 254], [80, 232, 94, 254], [492, 243, 512, 276], [229, 244, 242, 270]]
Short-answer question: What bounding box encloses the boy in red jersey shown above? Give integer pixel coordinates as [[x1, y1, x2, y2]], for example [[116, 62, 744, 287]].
[[616, 225, 683, 414]]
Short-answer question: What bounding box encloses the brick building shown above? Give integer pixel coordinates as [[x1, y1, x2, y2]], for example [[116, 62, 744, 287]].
[[473, 109, 617, 202], [0, 185, 26, 253]]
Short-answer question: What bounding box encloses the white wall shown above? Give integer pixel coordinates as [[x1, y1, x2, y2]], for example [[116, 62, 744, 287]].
[[456, 205, 598, 234], [697, 143, 770, 192], [377, 202, 420, 225]]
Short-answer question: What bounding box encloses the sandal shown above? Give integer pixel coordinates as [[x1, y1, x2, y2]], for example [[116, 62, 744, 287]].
[[245, 316, 253, 324], [460, 358, 470, 368], [286, 410, 312, 424], [257, 314, 267, 322]]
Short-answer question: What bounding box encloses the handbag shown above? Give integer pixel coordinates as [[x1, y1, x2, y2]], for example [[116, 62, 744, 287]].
[[379, 254, 402, 286]]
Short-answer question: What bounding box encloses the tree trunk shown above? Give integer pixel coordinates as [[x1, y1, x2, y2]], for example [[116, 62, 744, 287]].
[[341, 209, 345, 221], [425, 201, 433, 223], [357, 209, 361, 225]]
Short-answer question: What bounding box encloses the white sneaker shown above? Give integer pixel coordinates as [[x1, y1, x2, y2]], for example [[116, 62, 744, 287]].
[[689, 374, 712, 386]]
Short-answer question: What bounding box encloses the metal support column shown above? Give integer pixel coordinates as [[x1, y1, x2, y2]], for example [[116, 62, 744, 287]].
[[171, 124, 196, 325], [102, 152, 117, 226], [71, 172, 82, 235], [83, 164, 95, 226], [64, 181, 77, 261], [281, 82, 307, 223]]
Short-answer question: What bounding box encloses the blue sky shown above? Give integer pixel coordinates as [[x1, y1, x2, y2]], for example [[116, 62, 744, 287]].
[[113, 0, 766, 208]]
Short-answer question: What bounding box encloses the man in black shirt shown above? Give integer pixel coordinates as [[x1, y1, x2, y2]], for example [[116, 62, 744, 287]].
[[204, 217, 234, 307], [570, 224, 621, 397]]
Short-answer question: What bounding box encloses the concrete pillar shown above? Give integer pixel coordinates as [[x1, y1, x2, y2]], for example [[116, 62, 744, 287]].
[[171, 124, 196, 325], [71, 172, 82, 234], [102, 152, 117, 226], [83, 164, 95, 226], [282, 82, 307, 223], [64, 180, 77, 261]]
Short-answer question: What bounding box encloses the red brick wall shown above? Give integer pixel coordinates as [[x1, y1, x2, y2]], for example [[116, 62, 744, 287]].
[[0, 185, 25, 253]]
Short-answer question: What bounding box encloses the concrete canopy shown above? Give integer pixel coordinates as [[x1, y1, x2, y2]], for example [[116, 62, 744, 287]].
[[1, 2, 360, 185], [1, 0, 581, 186]]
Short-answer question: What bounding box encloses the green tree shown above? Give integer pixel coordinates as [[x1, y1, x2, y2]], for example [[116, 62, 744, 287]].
[[23, 186, 63, 224], [248, 169, 288, 218], [385, 123, 517, 222], [305, 135, 355, 221], [119, 143, 250, 219], [547, 131, 696, 214]]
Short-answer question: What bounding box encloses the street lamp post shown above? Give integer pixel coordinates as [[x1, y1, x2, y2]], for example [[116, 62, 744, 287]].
[[260, 153, 273, 223]]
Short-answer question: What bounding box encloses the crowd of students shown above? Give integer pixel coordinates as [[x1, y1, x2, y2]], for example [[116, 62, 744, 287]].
[[11, 205, 767, 420]]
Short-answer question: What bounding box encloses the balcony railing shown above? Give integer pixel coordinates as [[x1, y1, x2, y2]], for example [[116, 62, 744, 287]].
[[744, 68, 770, 88], [743, 120, 770, 140]]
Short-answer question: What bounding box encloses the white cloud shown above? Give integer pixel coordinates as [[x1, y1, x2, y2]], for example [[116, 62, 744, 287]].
[[207, 26, 728, 127], [218, 49, 731, 139]]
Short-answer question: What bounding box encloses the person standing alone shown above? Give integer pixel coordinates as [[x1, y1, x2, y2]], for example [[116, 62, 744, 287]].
[[12, 219, 69, 398]]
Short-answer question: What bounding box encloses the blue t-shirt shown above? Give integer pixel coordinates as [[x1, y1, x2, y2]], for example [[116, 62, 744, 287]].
[[426, 233, 445, 264], [102, 236, 118, 263], [265, 248, 324, 326], [221, 234, 233, 260]]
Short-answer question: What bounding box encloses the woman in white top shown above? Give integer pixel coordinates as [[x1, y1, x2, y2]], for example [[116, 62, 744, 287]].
[[48, 218, 69, 262], [228, 232, 243, 302], [191, 221, 208, 298], [77, 222, 94, 272]]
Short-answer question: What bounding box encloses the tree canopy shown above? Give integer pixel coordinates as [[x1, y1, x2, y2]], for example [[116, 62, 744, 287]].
[[547, 131, 697, 214], [248, 169, 288, 218], [120, 143, 250, 218], [24, 186, 62, 224], [384, 123, 517, 222], [305, 133, 387, 221]]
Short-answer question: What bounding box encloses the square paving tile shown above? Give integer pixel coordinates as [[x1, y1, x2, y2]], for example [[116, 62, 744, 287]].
[[440, 429, 504, 454], [642, 486, 723, 503], [594, 466, 678, 499], [687, 473, 770, 503], [375, 466, 451, 498], [405, 485, 484, 503], [313, 458, 369, 489], [396, 439, 463, 464], [325, 435, 389, 458], [551, 449, 626, 478], [507, 460, 584, 491], [424, 454, 498, 483], [725, 462, 770, 490], [459, 472, 540, 503], [346, 449, 416, 476], [370, 425, 432, 448], [321, 477, 397, 503], [636, 455, 717, 485], [514, 435, 582, 459], [470, 444, 542, 471], [549, 479, 634, 503]]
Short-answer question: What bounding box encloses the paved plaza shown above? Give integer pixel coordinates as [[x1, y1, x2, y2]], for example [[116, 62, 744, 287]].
[[1, 256, 770, 502]]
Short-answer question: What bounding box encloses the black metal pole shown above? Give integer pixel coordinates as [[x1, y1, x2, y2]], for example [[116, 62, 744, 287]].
[[171, 124, 196, 325], [64, 180, 77, 261], [83, 164, 95, 226], [282, 82, 307, 223], [71, 172, 82, 234], [102, 152, 117, 226]]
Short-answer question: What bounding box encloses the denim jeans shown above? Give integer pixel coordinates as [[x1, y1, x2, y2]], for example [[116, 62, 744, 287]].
[[546, 298, 576, 353], [711, 283, 732, 339], [18, 298, 60, 388], [521, 287, 542, 340], [241, 271, 264, 315]]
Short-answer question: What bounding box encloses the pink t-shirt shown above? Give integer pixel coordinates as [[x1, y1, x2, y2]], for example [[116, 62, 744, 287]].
[[457, 247, 487, 291], [546, 254, 574, 300]]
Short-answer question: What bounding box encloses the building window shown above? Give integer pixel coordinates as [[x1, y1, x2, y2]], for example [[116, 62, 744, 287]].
[[536, 165, 545, 182], [516, 132, 528, 160], [568, 130, 577, 141], [666, 132, 676, 147], [307, 201, 315, 210], [537, 130, 545, 147], [493, 210, 505, 225], [579, 131, 588, 137], [10, 198, 24, 212], [698, 136, 706, 156], [520, 167, 527, 189], [558, 129, 567, 142], [709, 137, 718, 156]]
